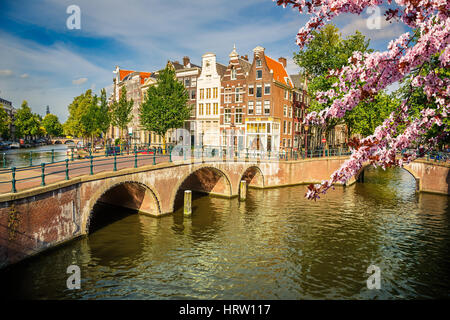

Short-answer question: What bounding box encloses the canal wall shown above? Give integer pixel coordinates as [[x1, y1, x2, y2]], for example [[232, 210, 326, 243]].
[[0, 156, 448, 269]]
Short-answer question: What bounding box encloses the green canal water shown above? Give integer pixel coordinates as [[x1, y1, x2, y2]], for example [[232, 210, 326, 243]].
[[1, 167, 449, 299]]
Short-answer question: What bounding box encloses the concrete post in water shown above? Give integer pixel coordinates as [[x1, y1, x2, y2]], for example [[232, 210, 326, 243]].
[[239, 180, 247, 201], [184, 190, 192, 217]]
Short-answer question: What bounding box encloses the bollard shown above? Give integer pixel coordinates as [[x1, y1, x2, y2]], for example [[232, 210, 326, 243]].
[[114, 154, 117, 171], [41, 163, 46, 186], [184, 190, 192, 217], [239, 180, 247, 201], [134, 147, 138, 168], [90, 156, 94, 175], [153, 150, 156, 165], [65, 159, 69, 180], [29, 151, 33, 166], [11, 167, 17, 193]]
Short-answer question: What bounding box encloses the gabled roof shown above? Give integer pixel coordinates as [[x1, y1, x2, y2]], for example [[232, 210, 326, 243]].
[[238, 58, 252, 74], [216, 63, 228, 77], [119, 69, 134, 81], [290, 74, 307, 90], [265, 56, 293, 88]]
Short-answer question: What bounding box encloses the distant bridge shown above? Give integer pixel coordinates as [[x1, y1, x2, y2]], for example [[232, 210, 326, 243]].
[[50, 138, 82, 145], [0, 152, 448, 269]]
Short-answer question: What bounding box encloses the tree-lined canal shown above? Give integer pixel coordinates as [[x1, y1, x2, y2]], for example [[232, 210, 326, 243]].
[[1, 167, 449, 299]]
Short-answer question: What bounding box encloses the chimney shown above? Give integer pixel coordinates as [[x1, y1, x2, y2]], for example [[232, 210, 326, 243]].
[[278, 57, 287, 68], [183, 56, 190, 67]]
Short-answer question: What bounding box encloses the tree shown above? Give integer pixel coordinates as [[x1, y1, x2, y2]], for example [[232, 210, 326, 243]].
[[14, 101, 42, 139], [139, 64, 190, 152], [0, 104, 11, 139], [80, 94, 101, 145], [42, 113, 63, 138], [97, 88, 111, 140], [276, 0, 449, 200], [110, 86, 133, 142], [294, 24, 389, 139], [64, 90, 94, 137]]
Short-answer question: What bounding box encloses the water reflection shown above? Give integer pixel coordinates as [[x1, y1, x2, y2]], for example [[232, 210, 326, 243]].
[[0, 167, 449, 299]]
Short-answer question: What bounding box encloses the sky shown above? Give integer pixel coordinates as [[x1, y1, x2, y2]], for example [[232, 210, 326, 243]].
[[0, 0, 407, 122]]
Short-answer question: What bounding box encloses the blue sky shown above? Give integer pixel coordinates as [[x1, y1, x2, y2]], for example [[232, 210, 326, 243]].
[[0, 0, 406, 122]]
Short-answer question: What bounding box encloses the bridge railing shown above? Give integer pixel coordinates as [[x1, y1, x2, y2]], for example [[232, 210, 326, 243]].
[[0, 144, 354, 194]]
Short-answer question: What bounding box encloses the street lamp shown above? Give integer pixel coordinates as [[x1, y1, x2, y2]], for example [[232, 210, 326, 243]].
[[304, 124, 309, 157]]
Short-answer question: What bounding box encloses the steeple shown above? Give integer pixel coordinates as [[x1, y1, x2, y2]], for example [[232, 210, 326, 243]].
[[229, 44, 238, 59]]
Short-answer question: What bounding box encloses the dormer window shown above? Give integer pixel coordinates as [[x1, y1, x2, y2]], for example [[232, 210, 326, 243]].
[[256, 59, 262, 67]]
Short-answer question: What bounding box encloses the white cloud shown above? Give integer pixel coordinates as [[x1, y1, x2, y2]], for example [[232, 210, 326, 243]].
[[20, 73, 29, 78], [73, 77, 88, 85], [0, 70, 13, 76]]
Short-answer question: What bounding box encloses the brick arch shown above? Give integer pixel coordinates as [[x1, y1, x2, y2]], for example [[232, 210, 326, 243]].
[[169, 164, 233, 212], [81, 177, 162, 234], [240, 165, 264, 188], [356, 163, 420, 188]]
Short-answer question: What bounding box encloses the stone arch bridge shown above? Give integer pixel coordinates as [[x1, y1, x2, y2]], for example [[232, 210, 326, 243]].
[[0, 156, 448, 269]]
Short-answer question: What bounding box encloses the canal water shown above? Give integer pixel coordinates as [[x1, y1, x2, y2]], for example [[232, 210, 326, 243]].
[[1, 144, 69, 168], [1, 167, 449, 299]]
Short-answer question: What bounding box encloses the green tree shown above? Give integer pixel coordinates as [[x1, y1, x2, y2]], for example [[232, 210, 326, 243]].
[[97, 88, 111, 140], [14, 101, 42, 139], [0, 104, 11, 139], [80, 94, 101, 145], [64, 90, 94, 138], [293, 24, 395, 139], [139, 64, 190, 152], [42, 113, 63, 137], [110, 86, 133, 142]]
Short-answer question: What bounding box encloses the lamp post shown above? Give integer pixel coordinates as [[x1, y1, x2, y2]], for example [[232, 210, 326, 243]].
[[304, 124, 309, 157]]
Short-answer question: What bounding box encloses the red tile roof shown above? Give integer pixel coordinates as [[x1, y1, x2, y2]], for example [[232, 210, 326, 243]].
[[265, 56, 292, 88], [119, 69, 152, 84]]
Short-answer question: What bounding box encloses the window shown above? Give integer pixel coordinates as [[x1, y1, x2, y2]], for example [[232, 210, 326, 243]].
[[283, 120, 287, 134], [231, 67, 237, 80], [235, 87, 243, 103], [190, 89, 196, 100], [288, 121, 291, 134], [283, 138, 286, 147], [191, 77, 196, 86], [289, 92, 293, 101], [256, 70, 262, 79], [256, 59, 262, 67], [224, 88, 232, 103], [255, 101, 262, 114], [289, 107, 292, 118], [283, 105, 287, 117], [288, 138, 291, 147], [248, 101, 254, 115], [213, 103, 218, 115], [207, 88, 211, 99], [200, 89, 204, 99], [184, 78, 190, 87], [199, 103, 204, 115], [264, 83, 270, 95], [225, 109, 231, 124], [248, 85, 254, 96], [235, 108, 243, 124], [256, 85, 262, 98], [284, 90, 288, 100], [213, 87, 218, 99], [206, 103, 211, 115], [264, 100, 270, 114]]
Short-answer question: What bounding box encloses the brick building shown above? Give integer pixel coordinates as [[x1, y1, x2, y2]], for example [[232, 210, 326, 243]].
[[244, 46, 294, 153], [220, 46, 251, 150]]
